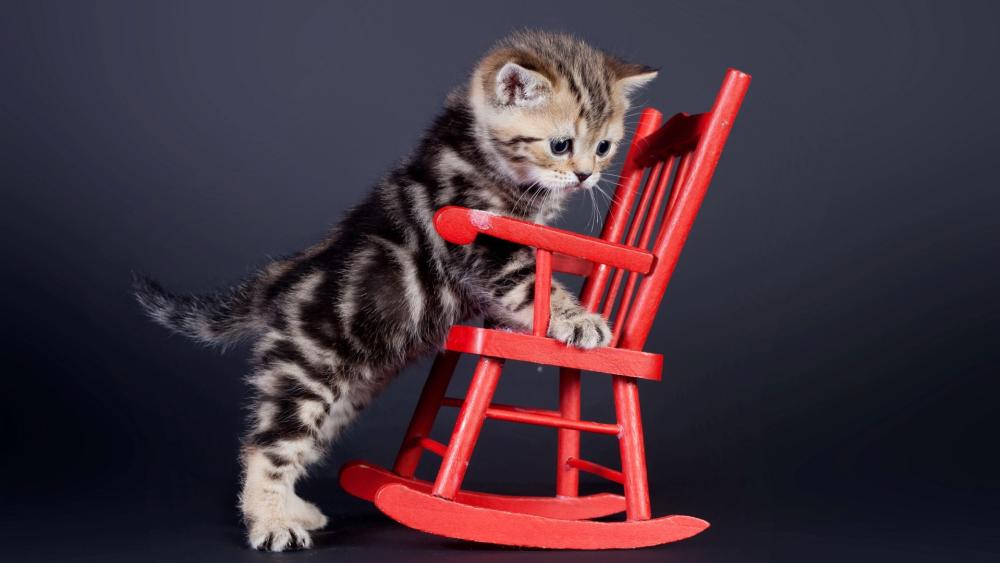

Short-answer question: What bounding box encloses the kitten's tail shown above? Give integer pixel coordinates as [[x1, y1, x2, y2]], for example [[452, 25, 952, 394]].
[[132, 273, 262, 347]]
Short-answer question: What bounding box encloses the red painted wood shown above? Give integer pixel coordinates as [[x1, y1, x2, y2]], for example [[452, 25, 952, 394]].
[[375, 483, 709, 549], [552, 253, 593, 276], [417, 436, 448, 457], [566, 457, 625, 484], [600, 159, 665, 320], [533, 248, 552, 336], [339, 461, 626, 520], [579, 108, 664, 312], [556, 367, 582, 497], [392, 351, 459, 477], [615, 376, 651, 520], [618, 69, 751, 351], [443, 325, 663, 380], [434, 206, 655, 274], [634, 112, 708, 166], [432, 356, 503, 499], [440, 396, 621, 435], [609, 156, 676, 345], [667, 152, 693, 216]]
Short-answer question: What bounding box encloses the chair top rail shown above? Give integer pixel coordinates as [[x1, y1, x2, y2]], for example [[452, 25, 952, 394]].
[[634, 112, 708, 167]]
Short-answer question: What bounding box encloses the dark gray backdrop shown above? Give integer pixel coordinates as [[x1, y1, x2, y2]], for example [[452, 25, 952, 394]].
[[2, 1, 997, 562]]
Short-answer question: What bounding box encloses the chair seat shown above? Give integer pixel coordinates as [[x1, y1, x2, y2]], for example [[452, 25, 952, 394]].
[[443, 325, 663, 381]]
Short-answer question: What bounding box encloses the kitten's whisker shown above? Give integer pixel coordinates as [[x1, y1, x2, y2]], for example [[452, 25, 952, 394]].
[[512, 181, 541, 217], [594, 185, 614, 206], [600, 173, 628, 181], [525, 182, 546, 218], [596, 182, 628, 208], [587, 190, 597, 231], [511, 186, 531, 215], [513, 184, 532, 216]]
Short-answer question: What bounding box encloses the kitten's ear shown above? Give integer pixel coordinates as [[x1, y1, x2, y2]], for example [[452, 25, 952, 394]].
[[495, 62, 552, 107], [618, 70, 658, 97], [608, 58, 658, 98]]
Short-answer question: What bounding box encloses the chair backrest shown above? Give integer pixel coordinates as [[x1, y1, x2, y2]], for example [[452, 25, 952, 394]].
[[579, 68, 751, 351]]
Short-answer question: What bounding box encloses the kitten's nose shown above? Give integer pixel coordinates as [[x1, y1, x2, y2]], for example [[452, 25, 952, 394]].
[[574, 171, 592, 183]]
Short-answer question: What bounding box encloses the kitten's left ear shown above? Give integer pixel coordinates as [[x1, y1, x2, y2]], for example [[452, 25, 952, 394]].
[[608, 58, 658, 98]]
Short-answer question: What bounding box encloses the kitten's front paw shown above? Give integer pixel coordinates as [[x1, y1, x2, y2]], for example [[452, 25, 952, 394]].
[[548, 312, 612, 349], [248, 519, 312, 552]]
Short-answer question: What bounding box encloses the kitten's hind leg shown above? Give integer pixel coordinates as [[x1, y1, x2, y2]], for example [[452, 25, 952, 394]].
[[240, 345, 357, 551], [241, 447, 314, 551]]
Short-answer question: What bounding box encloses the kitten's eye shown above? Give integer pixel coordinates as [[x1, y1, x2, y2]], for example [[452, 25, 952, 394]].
[[549, 138, 572, 156], [596, 140, 612, 157]]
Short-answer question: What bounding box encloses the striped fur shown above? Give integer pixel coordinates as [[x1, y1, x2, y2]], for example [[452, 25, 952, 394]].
[[134, 30, 654, 552]]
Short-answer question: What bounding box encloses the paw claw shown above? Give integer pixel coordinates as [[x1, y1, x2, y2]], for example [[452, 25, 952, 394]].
[[249, 521, 312, 552]]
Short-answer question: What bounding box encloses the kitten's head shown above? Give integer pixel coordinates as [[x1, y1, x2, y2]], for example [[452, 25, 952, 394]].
[[469, 31, 656, 192]]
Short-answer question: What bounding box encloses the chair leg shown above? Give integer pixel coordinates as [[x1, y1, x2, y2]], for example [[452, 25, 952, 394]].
[[432, 356, 504, 500], [614, 375, 652, 521], [556, 367, 582, 497], [393, 351, 460, 478]]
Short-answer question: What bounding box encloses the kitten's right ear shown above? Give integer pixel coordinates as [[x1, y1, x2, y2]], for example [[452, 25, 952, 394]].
[[606, 55, 658, 99], [494, 62, 552, 107]]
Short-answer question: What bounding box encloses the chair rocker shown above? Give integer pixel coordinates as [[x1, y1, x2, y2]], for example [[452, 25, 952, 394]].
[[340, 68, 751, 549]]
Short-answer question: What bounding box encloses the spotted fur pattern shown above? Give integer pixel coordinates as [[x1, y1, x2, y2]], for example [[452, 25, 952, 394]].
[[135, 30, 655, 551]]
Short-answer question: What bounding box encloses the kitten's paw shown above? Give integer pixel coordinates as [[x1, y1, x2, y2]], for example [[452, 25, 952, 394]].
[[548, 312, 612, 349], [289, 496, 328, 531], [248, 520, 312, 552]]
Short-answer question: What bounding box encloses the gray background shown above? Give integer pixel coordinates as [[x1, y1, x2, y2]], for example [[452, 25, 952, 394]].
[[2, 1, 998, 561]]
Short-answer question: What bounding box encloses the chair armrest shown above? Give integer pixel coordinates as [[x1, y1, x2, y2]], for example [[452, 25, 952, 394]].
[[433, 206, 654, 274]]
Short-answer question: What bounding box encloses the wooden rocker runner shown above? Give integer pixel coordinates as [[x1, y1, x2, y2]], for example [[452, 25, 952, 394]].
[[340, 69, 751, 549]]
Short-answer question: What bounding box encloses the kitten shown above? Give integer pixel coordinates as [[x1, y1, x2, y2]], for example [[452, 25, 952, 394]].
[[135, 30, 655, 551]]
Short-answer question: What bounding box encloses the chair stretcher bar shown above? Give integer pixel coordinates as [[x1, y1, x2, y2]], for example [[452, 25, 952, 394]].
[[566, 457, 625, 484], [441, 397, 621, 435]]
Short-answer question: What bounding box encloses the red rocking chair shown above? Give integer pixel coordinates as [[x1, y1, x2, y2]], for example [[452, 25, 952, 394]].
[[340, 68, 751, 549]]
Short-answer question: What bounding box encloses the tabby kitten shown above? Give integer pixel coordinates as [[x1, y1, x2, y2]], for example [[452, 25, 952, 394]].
[[135, 30, 655, 551]]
